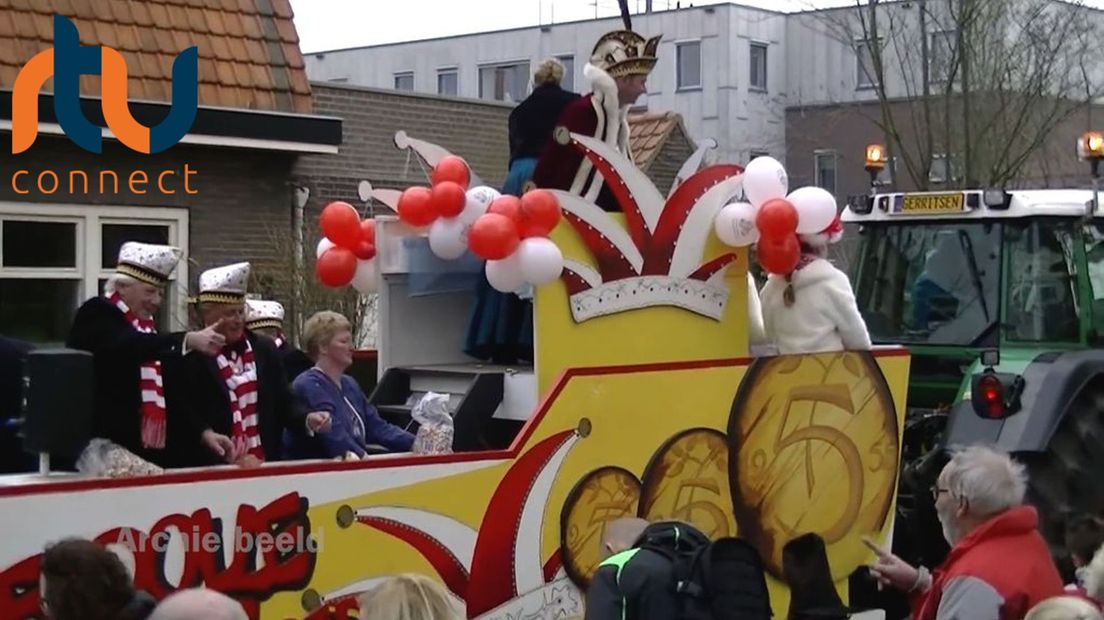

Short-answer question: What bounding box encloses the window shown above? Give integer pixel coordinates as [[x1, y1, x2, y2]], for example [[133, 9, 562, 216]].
[[856, 39, 880, 88], [749, 42, 768, 91], [929, 30, 957, 84], [874, 156, 897, 186], [0, 205, 188, 345], [814, 150, 838, 195], [478, 62, 529, 102], [676, 41, 701, 90], [394, 72, 414, 91], [855, 223, 1001, 346], [929, 153, 961, 184], [555, 55, 575, 92], [1005, 220, 1080, 343], [437, 69, 458, 96], [1087, 224, 1104, 339]]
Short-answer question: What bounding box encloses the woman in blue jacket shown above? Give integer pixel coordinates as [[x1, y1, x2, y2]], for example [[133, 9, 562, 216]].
[[286, 311, 413, 459]]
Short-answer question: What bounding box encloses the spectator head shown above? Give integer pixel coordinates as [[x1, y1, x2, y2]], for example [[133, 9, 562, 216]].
[[935, 444, 1027, 545], [1024, 596, 1104, 620], [1068, 516, 1104, 568], [302, 311, 354, 370], [533, 59, 564, 87], [357, 574, 462, 620], [149, 588, 247, 620], [39, 538, 137, 620], [600, 517, 649, 559]]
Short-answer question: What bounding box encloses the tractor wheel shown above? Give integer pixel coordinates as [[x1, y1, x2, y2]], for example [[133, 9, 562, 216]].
[[1017, 375, 1104, 578]]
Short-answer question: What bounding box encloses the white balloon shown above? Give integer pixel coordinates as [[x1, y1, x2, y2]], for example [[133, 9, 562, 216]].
[[350, 258, 377, 294], [743, 156, 789, 208], [788, 186, 838, 234], [714, 202, 760, 247], [517, 237, 564, 285], [316, 237, 335, 259], [460, 186, 501, 224], [486, 253, 526, 293], [428, 217, 469, 260]]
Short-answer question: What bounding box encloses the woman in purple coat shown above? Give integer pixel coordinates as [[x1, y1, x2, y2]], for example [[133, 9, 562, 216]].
[[285, 311, 413, 459]]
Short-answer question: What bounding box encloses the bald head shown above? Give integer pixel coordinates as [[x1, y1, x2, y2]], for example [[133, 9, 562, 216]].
[[601, 517, 650, 559], [149, 589, 247, 620]]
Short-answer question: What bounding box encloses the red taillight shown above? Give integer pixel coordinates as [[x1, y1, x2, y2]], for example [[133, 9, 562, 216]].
[[978, 374, 1004, 418]]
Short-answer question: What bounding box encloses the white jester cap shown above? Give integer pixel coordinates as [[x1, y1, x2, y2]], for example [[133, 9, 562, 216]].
[[115, 241, 182, 286], [245, 299, 285, 330], [197, 262, 250, 305]]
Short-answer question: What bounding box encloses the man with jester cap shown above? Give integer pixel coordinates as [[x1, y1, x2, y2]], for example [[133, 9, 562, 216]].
[[66, 242, 226, 467], [173, 263, 331, 466], [244, 298, 312, 382], [529, 29, 659, 212]]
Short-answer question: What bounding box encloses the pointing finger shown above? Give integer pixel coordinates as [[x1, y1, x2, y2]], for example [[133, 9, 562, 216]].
[[862, 535, 889, 558]]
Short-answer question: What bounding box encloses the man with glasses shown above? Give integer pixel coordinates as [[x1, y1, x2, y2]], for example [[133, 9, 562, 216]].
[[865, 445, 1062, 620]]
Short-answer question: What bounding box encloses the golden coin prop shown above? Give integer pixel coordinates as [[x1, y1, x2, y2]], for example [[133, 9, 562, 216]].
[[559, 466, 642, 588], [727, 352, 899, 580], [639, 428, 736, 540]]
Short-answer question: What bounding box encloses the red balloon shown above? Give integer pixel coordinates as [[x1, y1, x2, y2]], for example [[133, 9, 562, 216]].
[[431, 155, 471, 189], [316, 247, 358, 287], [431, 181, 467, 218], [468, 213, 520, 260], [756, 198, 799, 240], [359, 218, 376, 245], [353, 240, 376, 260], [320, 201, 361, 249], [518, 189, 562, 238], [757, 234, 801, 275], [487, 196, 522, 222], [398, 186, 436, 227]]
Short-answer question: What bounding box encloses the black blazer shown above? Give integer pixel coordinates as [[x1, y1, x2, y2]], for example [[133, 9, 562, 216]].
[[65, 297, 189, 468], [175, 331, 308, 466], [278, 342, 313, 383], [508, 83, 580, 164]]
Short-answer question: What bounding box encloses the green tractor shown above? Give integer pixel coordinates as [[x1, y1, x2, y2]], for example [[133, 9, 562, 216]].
[[841, 183, 1104, 580]]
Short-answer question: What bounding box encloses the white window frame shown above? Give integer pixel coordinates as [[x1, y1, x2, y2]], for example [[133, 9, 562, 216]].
[[675, 40, 702, 91], [749, 41, 769, 92], [393, 71, 414, 91], [814, 149, 838, 194], [855, 37, 881, 89], [477, 60, 530, 102], [0, 203, 190, 332], [554, 54, 575, 92], [436, 67, 459, 96]]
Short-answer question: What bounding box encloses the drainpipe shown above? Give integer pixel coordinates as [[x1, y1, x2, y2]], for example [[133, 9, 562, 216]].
[[291, 184, 310, 344]]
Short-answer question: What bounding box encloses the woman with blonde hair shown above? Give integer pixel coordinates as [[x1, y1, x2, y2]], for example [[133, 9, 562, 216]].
[[284, 311, 413, 459], [358, 574, 463, 620]]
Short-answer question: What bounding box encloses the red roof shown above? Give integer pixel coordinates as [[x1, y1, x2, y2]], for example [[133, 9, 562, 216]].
[[0, 0, 311, 113]]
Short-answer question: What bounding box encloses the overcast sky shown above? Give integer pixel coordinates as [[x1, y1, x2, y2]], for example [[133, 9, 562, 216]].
[[289, 0, 835, 52]]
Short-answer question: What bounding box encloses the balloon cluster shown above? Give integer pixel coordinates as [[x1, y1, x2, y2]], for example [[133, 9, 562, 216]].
[[468, 189, 565, 293], [316, 201, 377, 294], [713, 156, 838, 275]]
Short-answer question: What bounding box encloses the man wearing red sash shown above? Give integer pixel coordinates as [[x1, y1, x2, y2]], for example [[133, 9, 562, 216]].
[[66, 242, 225, 467], [177, 262, 330, 466], [244, 298, 312, 382], [529, 29, 659, 212]]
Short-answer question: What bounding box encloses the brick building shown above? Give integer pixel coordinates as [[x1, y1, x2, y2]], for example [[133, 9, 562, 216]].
[[0, 0, 340, 345]]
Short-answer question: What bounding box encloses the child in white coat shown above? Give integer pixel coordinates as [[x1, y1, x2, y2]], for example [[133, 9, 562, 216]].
[[759, 220, 872, 355]]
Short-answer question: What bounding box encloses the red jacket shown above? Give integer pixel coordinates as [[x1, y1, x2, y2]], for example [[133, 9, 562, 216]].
[[530, 94, 620, 212], [912, 505, 1062, 620]]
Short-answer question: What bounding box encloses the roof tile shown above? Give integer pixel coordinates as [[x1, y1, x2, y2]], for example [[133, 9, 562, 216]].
[[244, 39, 265, 64], [232, 61, 252, 87], [239, 13, 261, 39], [186, 7, 207, 33], [129, 1, 153, 27], [207, 33, 230, 59], [167, 5, 189, 30], [236, 0, 256, 14], [272, 0, 292, 19], [215, 60, 237, 86], [115, 24, 138, 51], [274, 14, 297, 43], [32, 12, 53, 41], [288, 63, 309, 94], [249, 63, 271, 89], [206, 9, 227, 35], [147, 3, 169, 27], [221, 11, 244, 36], [109, 0, 133, 25], [0, 11, 16, 38], [282, 41, 303, 69], [227, 36, 248, 62]]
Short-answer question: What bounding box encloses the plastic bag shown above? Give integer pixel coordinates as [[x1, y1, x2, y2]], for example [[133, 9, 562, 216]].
[[76, 438, 163, 478], [411, 391, 454, 455]]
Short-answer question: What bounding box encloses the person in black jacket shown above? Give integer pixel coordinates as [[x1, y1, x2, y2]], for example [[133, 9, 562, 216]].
[[507, 58, 579, 180], [584, 518, 680, 620], [175, 262, 331, 466], [65, 242, 225, 468], [0, 334, 34, 473], [244, 298, 312, 382]]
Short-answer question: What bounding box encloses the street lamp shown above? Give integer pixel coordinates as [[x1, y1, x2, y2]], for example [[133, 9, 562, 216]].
[[1078, 131, 1104, 216], [865, 144, 887, 193]]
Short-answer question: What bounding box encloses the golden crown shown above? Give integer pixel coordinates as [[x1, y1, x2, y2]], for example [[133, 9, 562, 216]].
[[591, 30, 661, 78]]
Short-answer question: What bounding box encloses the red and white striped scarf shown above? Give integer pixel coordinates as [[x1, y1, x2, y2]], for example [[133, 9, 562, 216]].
[[215, 340, 264, 461], [107, 292, 166, 450]]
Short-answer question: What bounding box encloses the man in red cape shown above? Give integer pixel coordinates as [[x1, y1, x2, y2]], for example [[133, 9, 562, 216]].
[[529, 29, 659, 212]]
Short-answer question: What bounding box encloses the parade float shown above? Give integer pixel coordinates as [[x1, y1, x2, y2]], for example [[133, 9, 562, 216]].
[[0, 130, 909, 620]]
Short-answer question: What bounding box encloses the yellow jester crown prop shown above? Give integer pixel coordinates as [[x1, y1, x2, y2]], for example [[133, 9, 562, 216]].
[[591, 30, 661, 78]]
